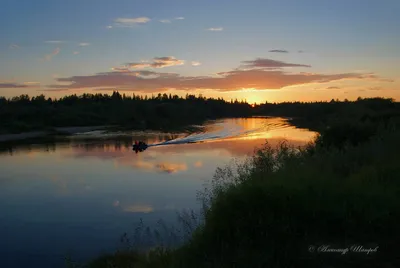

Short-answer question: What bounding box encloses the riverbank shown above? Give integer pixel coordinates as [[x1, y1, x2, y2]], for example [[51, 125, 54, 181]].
[[0, 126, 112, 142], [0, 123, 207, 143]]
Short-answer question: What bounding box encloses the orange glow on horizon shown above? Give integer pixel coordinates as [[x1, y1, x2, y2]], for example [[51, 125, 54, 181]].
[[2, 82, 399, 105]]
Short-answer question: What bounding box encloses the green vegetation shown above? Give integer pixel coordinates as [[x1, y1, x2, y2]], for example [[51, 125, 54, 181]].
[[64, 101, 400, 267]]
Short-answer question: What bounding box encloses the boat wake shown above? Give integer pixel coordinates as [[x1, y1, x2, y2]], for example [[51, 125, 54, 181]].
[[148, 119, 289, 147]]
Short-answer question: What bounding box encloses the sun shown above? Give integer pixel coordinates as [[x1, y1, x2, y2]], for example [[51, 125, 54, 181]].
[[240, 90, 264, 105]]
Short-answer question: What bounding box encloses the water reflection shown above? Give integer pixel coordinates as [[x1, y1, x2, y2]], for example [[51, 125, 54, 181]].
[[0, 133, 184, 156], [0, 117, 317, 268]]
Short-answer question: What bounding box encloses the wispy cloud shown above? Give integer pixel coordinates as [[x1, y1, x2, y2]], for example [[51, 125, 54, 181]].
[[73, 51, 80, 55], [123, 204, 153, 213], [46, 58, 385, 93], [106, 25, 113, 29], [39, 88, 71, 92], [368, 86, 382, 91], [9, 44, 19, 49], [298, 50, 304, 53], [113, 17, 151, 27], [207, 27, 223, 31], [191, 61, 201, 66], [159, 19, 171, 23], [126, 56, 185, 69], [45, 40, 65, 44], [241, 58, 311, 69], [159, 17, 185, 24], [269, 49, 289, 53], [0, 83, 27, 88], [23, 82, 41, 86], [327, 86, 340, 89], [111, 66, 130, 72], [79, 42, 90, 47], [44, 47, 60, 61], [0, 82, 40, 88]]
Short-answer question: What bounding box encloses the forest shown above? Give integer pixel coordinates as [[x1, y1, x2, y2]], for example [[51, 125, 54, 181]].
[[1, 91, 399, 134]]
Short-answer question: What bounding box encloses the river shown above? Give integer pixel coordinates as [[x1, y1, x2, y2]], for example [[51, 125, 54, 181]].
[[0, 117, 317, 268]]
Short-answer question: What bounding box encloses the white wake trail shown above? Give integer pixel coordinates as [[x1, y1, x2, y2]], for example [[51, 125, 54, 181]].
[[148, 121, 271, 147]]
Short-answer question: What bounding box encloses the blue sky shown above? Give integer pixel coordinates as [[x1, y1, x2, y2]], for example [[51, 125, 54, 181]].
[[1, 0, 399, 102]]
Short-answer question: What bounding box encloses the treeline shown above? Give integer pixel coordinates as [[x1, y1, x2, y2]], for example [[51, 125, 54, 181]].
[[254, 97, 400, 131], [0, 92, 253, 134], [0, 92, 399, 134]]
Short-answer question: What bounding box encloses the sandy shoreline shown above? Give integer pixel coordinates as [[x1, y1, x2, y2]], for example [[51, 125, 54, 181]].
[[0, 126, 110, 142]]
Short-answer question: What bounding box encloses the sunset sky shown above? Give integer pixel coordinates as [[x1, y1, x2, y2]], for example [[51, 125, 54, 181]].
[[1, 0, 399, 103]]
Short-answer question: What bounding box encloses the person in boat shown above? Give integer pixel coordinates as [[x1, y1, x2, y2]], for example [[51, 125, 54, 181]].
[[133, 141, 148, 153]]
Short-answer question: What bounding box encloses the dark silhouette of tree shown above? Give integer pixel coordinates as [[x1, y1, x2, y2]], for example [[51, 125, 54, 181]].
[[0, 92, 398, 134]]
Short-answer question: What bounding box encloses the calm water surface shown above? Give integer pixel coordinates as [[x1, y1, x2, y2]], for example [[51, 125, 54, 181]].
[[0, 117, 317, 267]]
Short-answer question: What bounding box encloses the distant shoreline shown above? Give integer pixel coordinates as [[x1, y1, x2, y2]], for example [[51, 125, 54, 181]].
[[0, 126, 111, 142], [0, 124, 207, 143]]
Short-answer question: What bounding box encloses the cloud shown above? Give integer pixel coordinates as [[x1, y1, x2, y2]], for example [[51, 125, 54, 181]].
[[241, 58, 311, 69], [46, 61, 383, 93], [159, 19, 171, 23], [106, 25, 113, 29], [113, 17, 151, 27], [45, 40, 65, 44], [73, 51, 79, 55], [269, 49, 289, 53], [123, 204, 153, 213], [327, 86, 340, 89], [368, 86, 382, 91], [0, 83, 29, 88], [38, 88, 71, 92], [44, 47, 60, 61], [191, 61, 201, 66], [127, 56, 185, 69], [79, 42, 90, 47], [9, 44, 19, 49], [111, 66, 130, 72], [0, 82, 40, 88], [377, 78, 394, 82], [298, 50, 304, 53], [207, 27, 223, 31], [159, 17, 184, 23], [23, 81, 41, 86]]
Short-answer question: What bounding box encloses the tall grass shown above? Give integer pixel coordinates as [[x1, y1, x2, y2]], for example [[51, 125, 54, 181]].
[[80, 126, 400, 268]]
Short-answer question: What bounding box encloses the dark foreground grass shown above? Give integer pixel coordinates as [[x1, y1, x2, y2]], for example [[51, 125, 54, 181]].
[[76, 126, 400, 268]]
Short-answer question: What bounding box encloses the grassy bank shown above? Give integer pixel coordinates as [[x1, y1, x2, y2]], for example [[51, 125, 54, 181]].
[[73, 120, 400, 268]]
